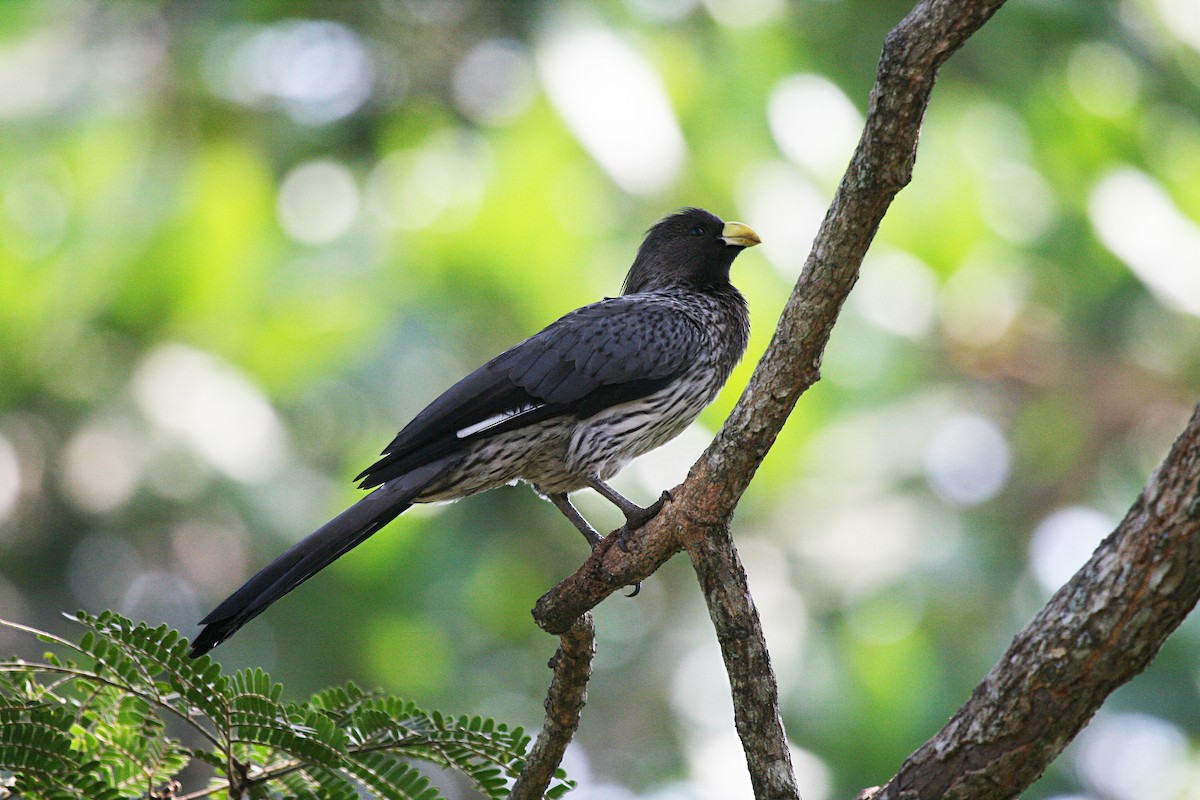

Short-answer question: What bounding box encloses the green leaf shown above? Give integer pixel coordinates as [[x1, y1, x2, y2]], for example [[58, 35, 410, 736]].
[[0, 612, 564, 799]]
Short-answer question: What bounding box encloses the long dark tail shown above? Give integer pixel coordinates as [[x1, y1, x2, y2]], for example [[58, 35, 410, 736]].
[[189, 458, 458, 657]]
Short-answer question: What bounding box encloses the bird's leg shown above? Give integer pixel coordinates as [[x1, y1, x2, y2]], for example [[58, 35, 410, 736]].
[[586, 478, 672, 550], [543, 487, 642, 598], [543, 491, 603, 550], [587, 478, 671, 530]]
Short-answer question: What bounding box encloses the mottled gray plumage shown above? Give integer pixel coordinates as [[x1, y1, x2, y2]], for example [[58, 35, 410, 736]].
[[189, 208, 758, 656]]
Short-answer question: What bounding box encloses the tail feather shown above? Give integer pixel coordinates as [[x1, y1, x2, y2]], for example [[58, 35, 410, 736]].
[[189, 458, 457, 657]]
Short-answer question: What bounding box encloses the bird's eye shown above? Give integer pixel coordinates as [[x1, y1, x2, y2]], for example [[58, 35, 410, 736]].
[[688, 225, 706, 236]]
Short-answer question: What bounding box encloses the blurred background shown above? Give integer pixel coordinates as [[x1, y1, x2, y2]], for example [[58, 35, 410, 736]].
[[1, 0, 1199, 797]]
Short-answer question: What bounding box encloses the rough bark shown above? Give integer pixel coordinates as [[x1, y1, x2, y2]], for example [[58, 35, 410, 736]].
[[864, 401, 1200, 799], [510, 613, 595, 800], [685, 519, 798, 799]]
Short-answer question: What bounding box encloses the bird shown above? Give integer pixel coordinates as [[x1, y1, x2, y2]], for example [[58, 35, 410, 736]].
[[188, 207, 760, 657]]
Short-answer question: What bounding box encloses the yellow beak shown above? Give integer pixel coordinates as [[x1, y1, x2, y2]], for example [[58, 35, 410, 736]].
[[720, 221, 762, 248]]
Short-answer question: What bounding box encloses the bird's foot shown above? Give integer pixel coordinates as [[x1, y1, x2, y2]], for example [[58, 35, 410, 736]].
[[591, 534, 642, 597], [616, 526, 632, 553], [620, 489, 672, 533], [593, 487, 671, 596], [616, 489, 672, 552]]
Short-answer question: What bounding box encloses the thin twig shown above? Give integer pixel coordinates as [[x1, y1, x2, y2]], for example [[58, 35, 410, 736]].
[[511, 613, 595, 800]]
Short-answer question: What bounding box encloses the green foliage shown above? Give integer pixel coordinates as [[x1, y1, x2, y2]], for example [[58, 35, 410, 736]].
[[0, 612, 571, 800], [2, 2, 1200, 797]]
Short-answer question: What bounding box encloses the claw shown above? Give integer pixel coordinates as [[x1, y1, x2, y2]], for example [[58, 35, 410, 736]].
[[617, 526, 633, 552], [622, 489, 671, 531], [625, 582, 641, 598], [587, 479, 673, 533]]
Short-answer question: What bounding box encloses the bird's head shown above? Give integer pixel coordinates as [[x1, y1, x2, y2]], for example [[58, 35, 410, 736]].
[[623, 207, 761, 295]]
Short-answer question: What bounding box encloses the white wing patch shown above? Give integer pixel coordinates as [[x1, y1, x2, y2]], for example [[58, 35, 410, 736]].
[[455, 403, 541, 439]]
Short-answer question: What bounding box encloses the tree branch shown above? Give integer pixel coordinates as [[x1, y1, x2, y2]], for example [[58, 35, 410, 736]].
[[531, 1, 1012, 797], [533, 0, 1010, 634], [685, 519, 798, 799], [863, 400, 1200, 799], [510, 613, 595, 800], [529, 0, 1200, 793], [700, 0, 1009, 503]]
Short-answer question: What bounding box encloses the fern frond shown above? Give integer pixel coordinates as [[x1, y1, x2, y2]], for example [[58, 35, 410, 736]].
[[85, 612, 229, 726], [344, 751, 443, 800], [0, 613, 571, 799]]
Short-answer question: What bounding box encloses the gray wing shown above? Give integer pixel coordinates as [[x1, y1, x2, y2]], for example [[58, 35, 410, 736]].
[[356, 295, 702, 488]]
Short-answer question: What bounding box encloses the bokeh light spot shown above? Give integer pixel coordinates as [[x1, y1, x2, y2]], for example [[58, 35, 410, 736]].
[[796, 494, 946, 597], [701, 0, 783, 28], [0, 433, 20, 524], [277, 160, 360, 245], [452, 39, 536, 125], [60, 418, 146, 514], [1073, 713, 1190, 800], [978, 161, 1058, 244], [854, 249, 938, 337], [132, 344, 287, 483], [768, 74, 862, 181], [624, 0, 700, 23], [924, 413, 1010, 506], [172, 518, 249, 596], [203, 20, 376, 125], [1089, 168, 1200, 317], [1067, 42, 1140, 118], [0, 23, 85, 119], [938, 256, 1026, 347], [736, 162, 828, 278], [538, 23, 685, 195], [4, 163, 71, 259], [1029, 506, 1113, 593], [367, 130, 492, 231], [1154, 0, 1200, 52]]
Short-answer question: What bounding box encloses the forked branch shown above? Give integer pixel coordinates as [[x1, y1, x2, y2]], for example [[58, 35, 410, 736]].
[[523, 2, 1200, 799]]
